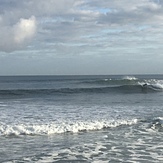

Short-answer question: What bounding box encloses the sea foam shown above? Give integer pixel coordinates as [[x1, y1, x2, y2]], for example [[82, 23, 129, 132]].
[[122, 76, 138, 81], [0, 119, 138, 136]]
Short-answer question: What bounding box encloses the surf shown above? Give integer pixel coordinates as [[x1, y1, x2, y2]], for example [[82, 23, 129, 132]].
[[0, 119, 138, 136]]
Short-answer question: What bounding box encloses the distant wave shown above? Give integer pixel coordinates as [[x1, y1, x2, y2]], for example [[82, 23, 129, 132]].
[[0, 76, 162, 98], [122, 76, 138, 80], [82, 76, 139, 86], [0, 119, 138, 136], [0, 84, 162, 98], [81, 76, 163, 93], [82, 76, 163, 86]]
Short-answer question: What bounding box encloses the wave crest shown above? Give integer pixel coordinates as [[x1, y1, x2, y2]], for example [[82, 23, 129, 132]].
[[122, 76, 138, 80], [0, 119, 138, 136]]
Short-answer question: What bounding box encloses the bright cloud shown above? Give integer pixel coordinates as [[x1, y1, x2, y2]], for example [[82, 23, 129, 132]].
[[14, 16, 36, 44], [0, 16, 36, 52]]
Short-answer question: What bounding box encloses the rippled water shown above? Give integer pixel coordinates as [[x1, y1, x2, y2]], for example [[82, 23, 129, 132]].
[[0, 75, 163, 162]]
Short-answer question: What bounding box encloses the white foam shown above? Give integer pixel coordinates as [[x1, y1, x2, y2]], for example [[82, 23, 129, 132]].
[[0, 119, 138, 136], [156, 117, 163, 120], [151, 83, 163, 89], [122, 76, 137, 80], [138, 79, 163, 91], [143, 79, 163, 88]]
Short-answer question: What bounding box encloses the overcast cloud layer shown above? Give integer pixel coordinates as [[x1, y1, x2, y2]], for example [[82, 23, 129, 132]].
[[0, 0, 163, 75]]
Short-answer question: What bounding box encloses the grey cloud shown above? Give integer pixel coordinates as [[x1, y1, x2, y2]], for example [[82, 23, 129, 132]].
[[89, 1, 163, 25], [1, 0, 163, 75], [1, 0, 163, 53], [0, 0, 85, 52]]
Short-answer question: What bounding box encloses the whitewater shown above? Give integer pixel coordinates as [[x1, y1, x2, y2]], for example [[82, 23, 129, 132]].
[[0, 75, 163, 162]]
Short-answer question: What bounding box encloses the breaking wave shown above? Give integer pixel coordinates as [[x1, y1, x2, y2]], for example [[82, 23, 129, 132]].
[[0, 85, 162, 98], [0, 119, 138, 136], [0, 76, 162, 98]]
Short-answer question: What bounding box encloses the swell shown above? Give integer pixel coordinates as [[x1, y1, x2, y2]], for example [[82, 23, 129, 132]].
[[81, 76, 163, 87], [82, 77, 139, 86], [0, 84, 162, 98], [0, 76, 162, 98]]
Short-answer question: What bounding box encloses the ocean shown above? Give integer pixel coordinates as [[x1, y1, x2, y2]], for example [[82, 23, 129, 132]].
[[0, 75, 163, 163]]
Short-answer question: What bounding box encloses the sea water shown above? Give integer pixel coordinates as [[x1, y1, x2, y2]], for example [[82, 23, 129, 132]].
[[0, 75, 163, 162]]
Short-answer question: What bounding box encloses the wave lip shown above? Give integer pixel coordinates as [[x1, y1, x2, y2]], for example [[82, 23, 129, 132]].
[[0, 119, 138, 136], [122, 76, 138, 80]]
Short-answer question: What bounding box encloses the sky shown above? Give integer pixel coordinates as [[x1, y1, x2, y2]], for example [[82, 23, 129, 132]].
[[0, 0, 163, 75]]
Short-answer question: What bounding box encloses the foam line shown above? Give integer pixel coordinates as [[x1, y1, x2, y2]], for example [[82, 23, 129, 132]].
[[0, 119, 138, 136]]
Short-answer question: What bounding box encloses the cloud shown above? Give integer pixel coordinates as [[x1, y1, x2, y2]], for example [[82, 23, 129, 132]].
[[0, 16, 36, 52], [0, 0, 81, 52], [1, 0, 163, 75], [14, 16, 36, 44], [0, 0, 163, 54], [84, 0, 163, 25]]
